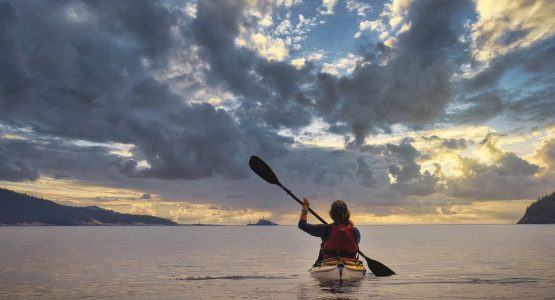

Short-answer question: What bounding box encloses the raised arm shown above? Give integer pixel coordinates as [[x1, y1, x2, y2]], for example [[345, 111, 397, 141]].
[[298, 197, 329, 239]]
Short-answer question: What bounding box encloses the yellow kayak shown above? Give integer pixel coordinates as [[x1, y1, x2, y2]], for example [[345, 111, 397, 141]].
[[309, 259, 366, 284]]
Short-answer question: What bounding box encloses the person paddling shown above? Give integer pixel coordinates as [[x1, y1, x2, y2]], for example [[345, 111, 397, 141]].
[[298, 198, 361, 265]]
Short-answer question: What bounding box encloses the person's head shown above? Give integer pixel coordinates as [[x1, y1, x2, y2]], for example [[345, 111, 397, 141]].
[[329, 200, 351, 225]]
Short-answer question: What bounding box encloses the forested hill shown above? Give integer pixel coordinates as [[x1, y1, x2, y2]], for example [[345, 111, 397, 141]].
[[518, 192, 555, 224], [0, 188, 176, 225]]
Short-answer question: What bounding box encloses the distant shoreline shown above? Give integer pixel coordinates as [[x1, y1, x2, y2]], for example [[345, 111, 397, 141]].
[[0, 224, 292, 226], [2, 224, 554, 227]]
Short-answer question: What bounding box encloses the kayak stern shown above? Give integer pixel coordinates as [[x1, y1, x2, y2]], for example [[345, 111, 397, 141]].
[[309, 259, 366, 284]]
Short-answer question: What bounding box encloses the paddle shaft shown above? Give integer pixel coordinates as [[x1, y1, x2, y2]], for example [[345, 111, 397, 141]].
[[277, 183, 328, 224], [277, 183, 373, 262]]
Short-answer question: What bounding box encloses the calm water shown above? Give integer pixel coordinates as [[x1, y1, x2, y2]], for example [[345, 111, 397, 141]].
[[1, 225, 554, 299]]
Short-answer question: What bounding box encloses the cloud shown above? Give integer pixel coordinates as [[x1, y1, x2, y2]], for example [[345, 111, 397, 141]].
[[1, 0, 498, 182], [320, 0, 339, 15], [471, 0, 555, 62], [87, 1, 176, 64], [504, 85, 555, 126], [0, 0, 296, 181], [385, 140, 441, 196], [290, 50, 325, 69], [238, 32, 288, 61], [375, 0, 413, 44], [450, 32, 555, 129], [112, 92, 260, 179], [315, 0, 475, 143], [0, 140, 39, 181], [192, 0, 315, 131], [346, 0, 372, 17], [465, 38, 555, 92], [451, 1, 555, 129], [533, 138, 555, 173], [444, 136, 546, 200], [349, 138, 443, 197], [445, 154, 541, 200], [321, 53, 363, 75], [0, 1, 27, 104], [354, 20, 386, 39], [275, 18, 292, 35], [445, 92, 503, 124], [275, 13, 320, 51], [441, 138, 468, 150], [386, 141, 421, 183], [234, 4, 289, 61], [356, 156, 377, 187], [0, 134, 124, 183]]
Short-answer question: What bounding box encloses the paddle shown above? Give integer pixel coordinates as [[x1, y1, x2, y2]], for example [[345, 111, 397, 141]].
[[248, 155, 396, 277]]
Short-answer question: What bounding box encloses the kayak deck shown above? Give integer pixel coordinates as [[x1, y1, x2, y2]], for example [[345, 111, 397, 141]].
[[309, 259, 366, 284]]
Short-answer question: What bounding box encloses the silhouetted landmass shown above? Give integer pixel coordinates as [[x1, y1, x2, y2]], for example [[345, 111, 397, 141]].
[[518, 191, 555, 224], [247, 218, 278, 226], [0, 188, 176, 225]]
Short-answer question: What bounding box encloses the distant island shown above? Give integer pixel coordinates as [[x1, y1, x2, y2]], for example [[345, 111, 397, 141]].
[[0, 188, 176, 225], [247, 218, 278, 226], [518, 191, 555, 224]]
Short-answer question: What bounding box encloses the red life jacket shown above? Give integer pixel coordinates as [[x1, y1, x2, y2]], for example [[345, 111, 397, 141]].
[[321, 223, 359, 258]]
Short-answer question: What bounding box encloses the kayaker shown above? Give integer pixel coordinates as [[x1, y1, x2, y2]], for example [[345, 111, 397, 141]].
[[298, 198, 360, 263]]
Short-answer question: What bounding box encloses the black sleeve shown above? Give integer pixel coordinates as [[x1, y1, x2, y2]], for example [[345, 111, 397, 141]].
[[298, 219, 329, 239], [353, 227, 361, 244]]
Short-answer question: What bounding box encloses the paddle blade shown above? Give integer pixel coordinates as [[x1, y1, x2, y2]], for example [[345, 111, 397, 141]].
[[360, 252, 396, 277], [249, 156, 281, 185]]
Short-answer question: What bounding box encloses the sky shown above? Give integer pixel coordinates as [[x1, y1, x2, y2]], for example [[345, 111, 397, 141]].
[[1, 0, 554, 225]]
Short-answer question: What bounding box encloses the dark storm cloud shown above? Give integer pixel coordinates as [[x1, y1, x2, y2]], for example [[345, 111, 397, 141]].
[[53, 173, 71, 180], [86, 0, 176, 63], [0, 0, 292, 180], [445, 154, 542, 200], [356, 156, 377, 188], [421, 135, 469, 150], [0, 136, 121, 182], [393, 171, 440, 196], [314, 0, 475, 144], [441, 138, 468, 150], [191, 0, 314, 130], [246, 147, 389, 198], [0, 140, 39, 181], [466, 37, 555, 91], [386, 141, 421, 183], [451, 36, 555, 127], [351, 139, 441, 196], [497, 28, 529, 46], [0, 1, 27, 106], [497, 153, 539, 176], [504, 86, 555, 125], [1, 0, 552, 194], [444, 136, 549, 200], [385, 141, 441, 196], [119, 98, 268, 180], [446, 92, 503, 124]]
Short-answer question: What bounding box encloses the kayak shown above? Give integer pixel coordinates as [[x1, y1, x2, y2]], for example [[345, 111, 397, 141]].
[[309, 259, 366, 284]]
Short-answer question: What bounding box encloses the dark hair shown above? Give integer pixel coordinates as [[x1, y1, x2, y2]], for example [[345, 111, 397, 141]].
[[329, 200, 351, 225]]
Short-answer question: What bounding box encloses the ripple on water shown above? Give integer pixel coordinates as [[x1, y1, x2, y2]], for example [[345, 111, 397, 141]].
[[170, 275, 296, 281]]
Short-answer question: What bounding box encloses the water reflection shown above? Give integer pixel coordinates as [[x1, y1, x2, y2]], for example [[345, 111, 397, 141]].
[[297, 278, 364, 299], [321, 282, 362, 300]]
